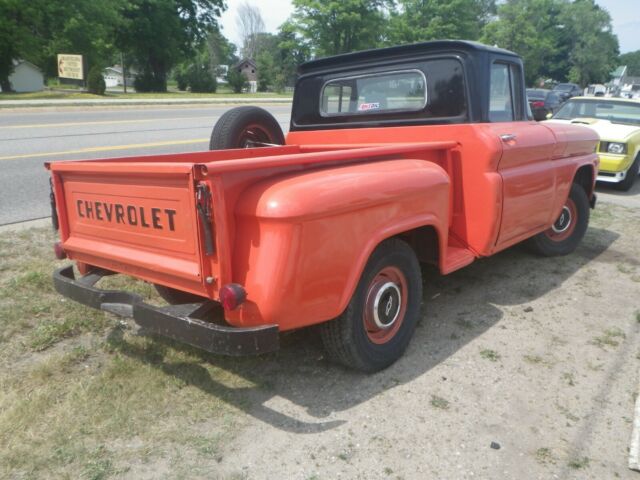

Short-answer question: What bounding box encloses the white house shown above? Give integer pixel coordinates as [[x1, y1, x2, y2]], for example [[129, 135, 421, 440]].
[[102, 66, 135, 88], [0, 60, 44, 93]]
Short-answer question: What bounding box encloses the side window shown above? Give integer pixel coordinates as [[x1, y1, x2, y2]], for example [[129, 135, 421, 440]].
[[489, 62, 524, 122]]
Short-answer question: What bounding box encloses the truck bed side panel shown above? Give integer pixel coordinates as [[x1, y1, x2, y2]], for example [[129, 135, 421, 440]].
[[226, 159, 450, 330]]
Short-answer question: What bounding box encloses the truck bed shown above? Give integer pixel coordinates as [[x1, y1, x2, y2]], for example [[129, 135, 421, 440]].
[[48, 142, 457, 301]]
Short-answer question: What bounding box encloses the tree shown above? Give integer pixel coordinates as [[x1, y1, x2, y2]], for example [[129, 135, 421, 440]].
[[236, 2, 265, 59], [561, 0, 619, 85], [0, 0, 42, 91], [117, 0, 225, 92], [0, 0, 120, 91], [482, 0, 618, 86], [388, 0, 495, 45], [481, 0, 558, 85], [207, 27, 237, 75], [619, 50, 640, 77], [276, 21, 311, 87], [290, 0, 389, 57]]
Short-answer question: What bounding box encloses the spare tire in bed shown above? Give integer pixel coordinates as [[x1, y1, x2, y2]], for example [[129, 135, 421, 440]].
[[209, 106, 285, 150]]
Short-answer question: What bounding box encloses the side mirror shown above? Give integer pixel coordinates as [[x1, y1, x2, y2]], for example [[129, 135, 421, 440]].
[[546, 112, 553, 120]]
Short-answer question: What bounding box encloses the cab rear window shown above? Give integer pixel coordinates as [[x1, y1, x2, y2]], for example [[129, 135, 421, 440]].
[[291, 57, 467, 130], [320, 70, 427, 116]]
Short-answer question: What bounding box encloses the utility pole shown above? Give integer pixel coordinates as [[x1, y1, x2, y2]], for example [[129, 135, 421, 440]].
[[121, 52, 127, 94]]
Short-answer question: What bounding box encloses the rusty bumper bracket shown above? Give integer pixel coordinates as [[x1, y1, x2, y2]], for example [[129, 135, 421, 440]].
[[53, 266, 279, 356]]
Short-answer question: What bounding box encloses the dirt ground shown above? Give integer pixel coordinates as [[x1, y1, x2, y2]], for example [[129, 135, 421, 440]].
[[212, 188, 640, 480], [1, 185, 639, 480]]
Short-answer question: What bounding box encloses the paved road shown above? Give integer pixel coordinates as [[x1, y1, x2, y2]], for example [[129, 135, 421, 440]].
[[1, 106, 638, 225], [0, 105, 291, 225]]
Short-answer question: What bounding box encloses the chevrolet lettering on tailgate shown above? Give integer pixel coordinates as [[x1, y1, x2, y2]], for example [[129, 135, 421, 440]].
[[75, 199, 177, 231]]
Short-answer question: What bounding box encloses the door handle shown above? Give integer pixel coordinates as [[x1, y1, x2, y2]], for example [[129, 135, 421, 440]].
[[500, 134, 517, 142]]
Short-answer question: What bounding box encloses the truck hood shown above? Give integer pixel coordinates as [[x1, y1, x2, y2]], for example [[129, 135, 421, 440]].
[[545, 118, 639, 141]]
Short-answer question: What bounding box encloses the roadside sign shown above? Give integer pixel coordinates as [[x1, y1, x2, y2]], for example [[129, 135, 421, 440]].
[[57, 54, 84, 80]]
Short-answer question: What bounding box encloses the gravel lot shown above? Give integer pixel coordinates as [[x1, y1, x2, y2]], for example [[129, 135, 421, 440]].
[[209, 191, 640, 480]]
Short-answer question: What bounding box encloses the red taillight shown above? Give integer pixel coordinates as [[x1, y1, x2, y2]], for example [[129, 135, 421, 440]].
[[531, 101, 545, 108], [219, 283, 247, 310], [53, 241, 67, 259]]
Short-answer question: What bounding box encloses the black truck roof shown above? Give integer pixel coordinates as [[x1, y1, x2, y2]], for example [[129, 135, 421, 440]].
[[291, 40, 526, 130], [298, 40, 519, 75]]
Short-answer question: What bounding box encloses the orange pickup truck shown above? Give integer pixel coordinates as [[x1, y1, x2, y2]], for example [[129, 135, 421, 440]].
[[47, 41, 599, 372]]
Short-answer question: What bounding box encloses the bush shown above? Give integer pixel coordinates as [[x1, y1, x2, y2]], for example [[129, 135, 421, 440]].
[[187, 64, 217, 93], [227, 69, 248, 94], [174, 65, 189, 91], [87, 66, 106, 95]]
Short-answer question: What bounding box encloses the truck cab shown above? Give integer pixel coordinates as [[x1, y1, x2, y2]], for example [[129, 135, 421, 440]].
[[48, 41, 598, 372]]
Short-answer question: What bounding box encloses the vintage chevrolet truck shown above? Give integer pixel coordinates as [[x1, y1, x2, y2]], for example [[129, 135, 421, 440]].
[[47, 41, 599, 372]]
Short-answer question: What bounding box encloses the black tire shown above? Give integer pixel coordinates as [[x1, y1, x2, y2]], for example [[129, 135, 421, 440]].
[[209, 106, 284, 150], [528, 183, 590, 257], [320, 238, 422, 372], [613, 154, 639, 192], [154, 284, 205, 305]]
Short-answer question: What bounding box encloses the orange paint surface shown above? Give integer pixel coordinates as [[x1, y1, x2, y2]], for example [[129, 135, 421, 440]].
[[49, 121, 598, 331]]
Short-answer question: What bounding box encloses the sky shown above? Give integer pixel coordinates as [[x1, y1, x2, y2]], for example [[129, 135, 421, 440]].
[[219, 0, 639, 54]]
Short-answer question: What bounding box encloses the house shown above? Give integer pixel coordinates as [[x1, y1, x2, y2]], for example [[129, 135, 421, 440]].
[[0, 60, 44, 93], [102, 66, 135, 88], [233, 59, 258, 93]]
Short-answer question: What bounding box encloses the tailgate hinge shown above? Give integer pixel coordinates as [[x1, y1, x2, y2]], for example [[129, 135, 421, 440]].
[[196, 182, 215, 255]]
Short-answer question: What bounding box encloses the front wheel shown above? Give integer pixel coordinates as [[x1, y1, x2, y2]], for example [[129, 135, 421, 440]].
[[320, 238, 422, 372], [528, 183, 590, 257]]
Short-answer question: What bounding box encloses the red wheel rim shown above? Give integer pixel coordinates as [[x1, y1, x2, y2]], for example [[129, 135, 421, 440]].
[[238, 124, 273, 148], [545, 197, 577, 242], [363, 266, 408, 345]]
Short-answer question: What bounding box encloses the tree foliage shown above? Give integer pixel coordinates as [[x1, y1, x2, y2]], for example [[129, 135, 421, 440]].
[[388, 0, 495, 45], [561, 0, 618, 85], [0, 0, 42, 91], [117, 0, 225, 92], [619, 51, 640, 77], [290, 0, 389, 57], [482, 0, 618, 86], [0, 0, 121, 90]]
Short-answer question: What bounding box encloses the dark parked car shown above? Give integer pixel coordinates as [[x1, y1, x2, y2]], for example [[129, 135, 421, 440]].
[[526, 89, 563, 121], [552, 83, 582, 101]]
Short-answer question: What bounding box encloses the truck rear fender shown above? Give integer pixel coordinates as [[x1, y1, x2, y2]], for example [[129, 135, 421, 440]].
[[230, 158, 450, 330]]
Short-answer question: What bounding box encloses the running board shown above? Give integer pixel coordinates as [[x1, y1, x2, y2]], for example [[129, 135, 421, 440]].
[[442, 246, 476, 274]]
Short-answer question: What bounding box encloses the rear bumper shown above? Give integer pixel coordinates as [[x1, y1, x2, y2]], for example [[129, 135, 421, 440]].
[[53, 266, 279, 356]]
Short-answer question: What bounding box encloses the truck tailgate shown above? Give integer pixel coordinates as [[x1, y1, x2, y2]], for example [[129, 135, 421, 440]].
[[49, 162, 211, 297]]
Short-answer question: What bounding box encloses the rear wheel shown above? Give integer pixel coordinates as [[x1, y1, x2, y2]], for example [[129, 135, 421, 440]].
[[614, 154, 639, 192], [209, 106, 284, 150], [528, 183, 589, 256], [320, 238, 422, 372]]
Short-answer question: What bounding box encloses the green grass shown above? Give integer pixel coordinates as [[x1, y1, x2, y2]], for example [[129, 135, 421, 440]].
[[480, 348, 501, 362], [591, 327, 626, 349], [534, 447, 555, 464], [0, 227, 244, 478], [430, 395, 450, 410], [567, 456, 590, 469]]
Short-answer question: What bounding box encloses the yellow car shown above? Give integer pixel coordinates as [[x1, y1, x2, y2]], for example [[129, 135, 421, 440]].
[[547, 97, 640, 191]]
